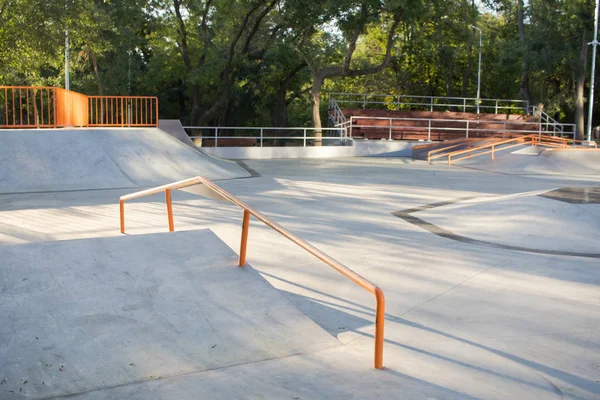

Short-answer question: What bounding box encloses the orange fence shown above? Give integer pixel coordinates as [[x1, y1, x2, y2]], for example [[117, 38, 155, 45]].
[[0, 86, 158, 128], [88, 96, 158, 127], [0, 86, 56, 128], [119, 176, 386, 370]]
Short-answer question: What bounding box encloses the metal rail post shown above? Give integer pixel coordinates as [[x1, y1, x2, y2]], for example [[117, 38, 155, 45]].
[[388, 119, 392, 140], [303, 128, 307, 147], [166, 188, 174, 232], [238, 210, 250, 266], [260, 128, 263, 147], [466, 120, 469, 138], [119, 200, 125, 233], [428, 120, 431, 141], [215, 127, 219, 147]]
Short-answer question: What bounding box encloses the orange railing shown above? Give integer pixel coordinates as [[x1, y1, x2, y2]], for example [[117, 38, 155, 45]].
[[0, 86, 57, 128], [88, 96, 158, 127], [119, 176, 386, 370], [443, 134, 598, 165], [0, 86, 158, 128]]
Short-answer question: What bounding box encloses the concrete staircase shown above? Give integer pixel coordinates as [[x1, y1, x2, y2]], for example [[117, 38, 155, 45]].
[[344, 109, 537, 141]]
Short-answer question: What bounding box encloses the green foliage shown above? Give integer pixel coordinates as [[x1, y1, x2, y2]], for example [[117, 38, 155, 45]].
[[0, 0, 597, 126]]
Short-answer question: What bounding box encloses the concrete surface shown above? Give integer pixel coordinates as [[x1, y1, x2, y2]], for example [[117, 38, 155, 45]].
[[158, 119, 197, 149], [0, 128, 248, 194], [1, 141, 600, 399], [0, 229, 339, 398], [198, 139, 419, 159]]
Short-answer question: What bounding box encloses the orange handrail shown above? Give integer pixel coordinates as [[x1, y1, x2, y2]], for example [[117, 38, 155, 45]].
[[446, 135, 531, 165], [0, 86, 158, 128], [119, 176, 386, 369]]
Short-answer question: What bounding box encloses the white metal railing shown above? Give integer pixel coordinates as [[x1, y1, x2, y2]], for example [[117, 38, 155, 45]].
[[527, 105, 575, 138], [328, 96, 347, 127], [329, 92, 529, 114], [183, 126, 348, 147], [345, 115, 575, 141]]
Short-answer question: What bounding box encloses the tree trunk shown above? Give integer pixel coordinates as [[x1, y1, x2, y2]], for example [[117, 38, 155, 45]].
[[271, 84, 288, 128], [89, 49, 103, 95], [517, 0, 532, 106], [575, 27, 589, 139], [311, 74, 325, 146]]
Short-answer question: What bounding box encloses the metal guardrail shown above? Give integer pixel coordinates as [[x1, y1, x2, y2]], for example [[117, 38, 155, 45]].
[[328, 96, 347, 127], [119, 176, 386, 369], [88, 96, 158, 127], [0, 86, 158, 128], [329, 92, 529, 114], [344, 115, 573, 140], [183, 126, 348, 147], [527, 105, 575, 138]]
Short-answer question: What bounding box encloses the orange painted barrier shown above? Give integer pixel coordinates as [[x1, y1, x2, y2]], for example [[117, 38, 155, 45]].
[[0, 86, 57, 128], [88, 96, 158, 127], [0, 86, 158, 128], [119, 176, 386, 370]]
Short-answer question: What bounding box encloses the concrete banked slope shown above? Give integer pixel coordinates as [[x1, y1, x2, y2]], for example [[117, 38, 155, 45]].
[[0, 230, 341, 399], [0, 128, 248, 194]]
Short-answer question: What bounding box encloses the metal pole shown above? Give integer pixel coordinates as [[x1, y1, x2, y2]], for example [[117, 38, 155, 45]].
[[65, 28, 70, 90], [587, 0, 600, 142], [260, 128, 263, 147], [238, 210, 250, 267], [471, 25, 482, 114]]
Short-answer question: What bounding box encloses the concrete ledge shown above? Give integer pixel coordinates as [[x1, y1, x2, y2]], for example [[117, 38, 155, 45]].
[[199, 140, 423, 159], [352, 140, 420, 157], [200, 145, 355, 159]]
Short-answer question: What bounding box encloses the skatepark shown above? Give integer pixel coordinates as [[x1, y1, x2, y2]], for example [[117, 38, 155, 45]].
[[1, 88, 600, 399]]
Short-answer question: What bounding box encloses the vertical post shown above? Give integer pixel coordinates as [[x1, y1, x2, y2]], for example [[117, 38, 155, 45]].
[[427, 119, 431, 141], [260, 128, 263, 147], [238, 210, 250, 267], [471, 25, 482, 114], [492, 144, 495, 160], [463, 98, 466, 112], [503, 121, 506, 138], [303, 128, 307, 147], [495, 100, 498, 114], [350, 119, 353, 138], [388, 118, 392, 140], [397, 95, 400, 111], [120, 200, 125, 234], [65, 28, 70, 91], [215, 127, 219, 147], [363, 94, 367, 109], [374, 288, 385, 369], [466, 120, 469, 138], [165, 189, 174, 232], [587, 0, 600, 142], [430, 97, 433, 112]]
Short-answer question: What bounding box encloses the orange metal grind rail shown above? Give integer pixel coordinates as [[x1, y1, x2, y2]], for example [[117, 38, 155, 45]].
[[119, 176, 386, 369], [443, 134, 586, 165]]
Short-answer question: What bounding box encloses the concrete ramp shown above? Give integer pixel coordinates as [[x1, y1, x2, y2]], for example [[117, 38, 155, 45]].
[[0, 128, 248, 193], [0, 229, 340, 399], [455, 147, 600, 176]]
